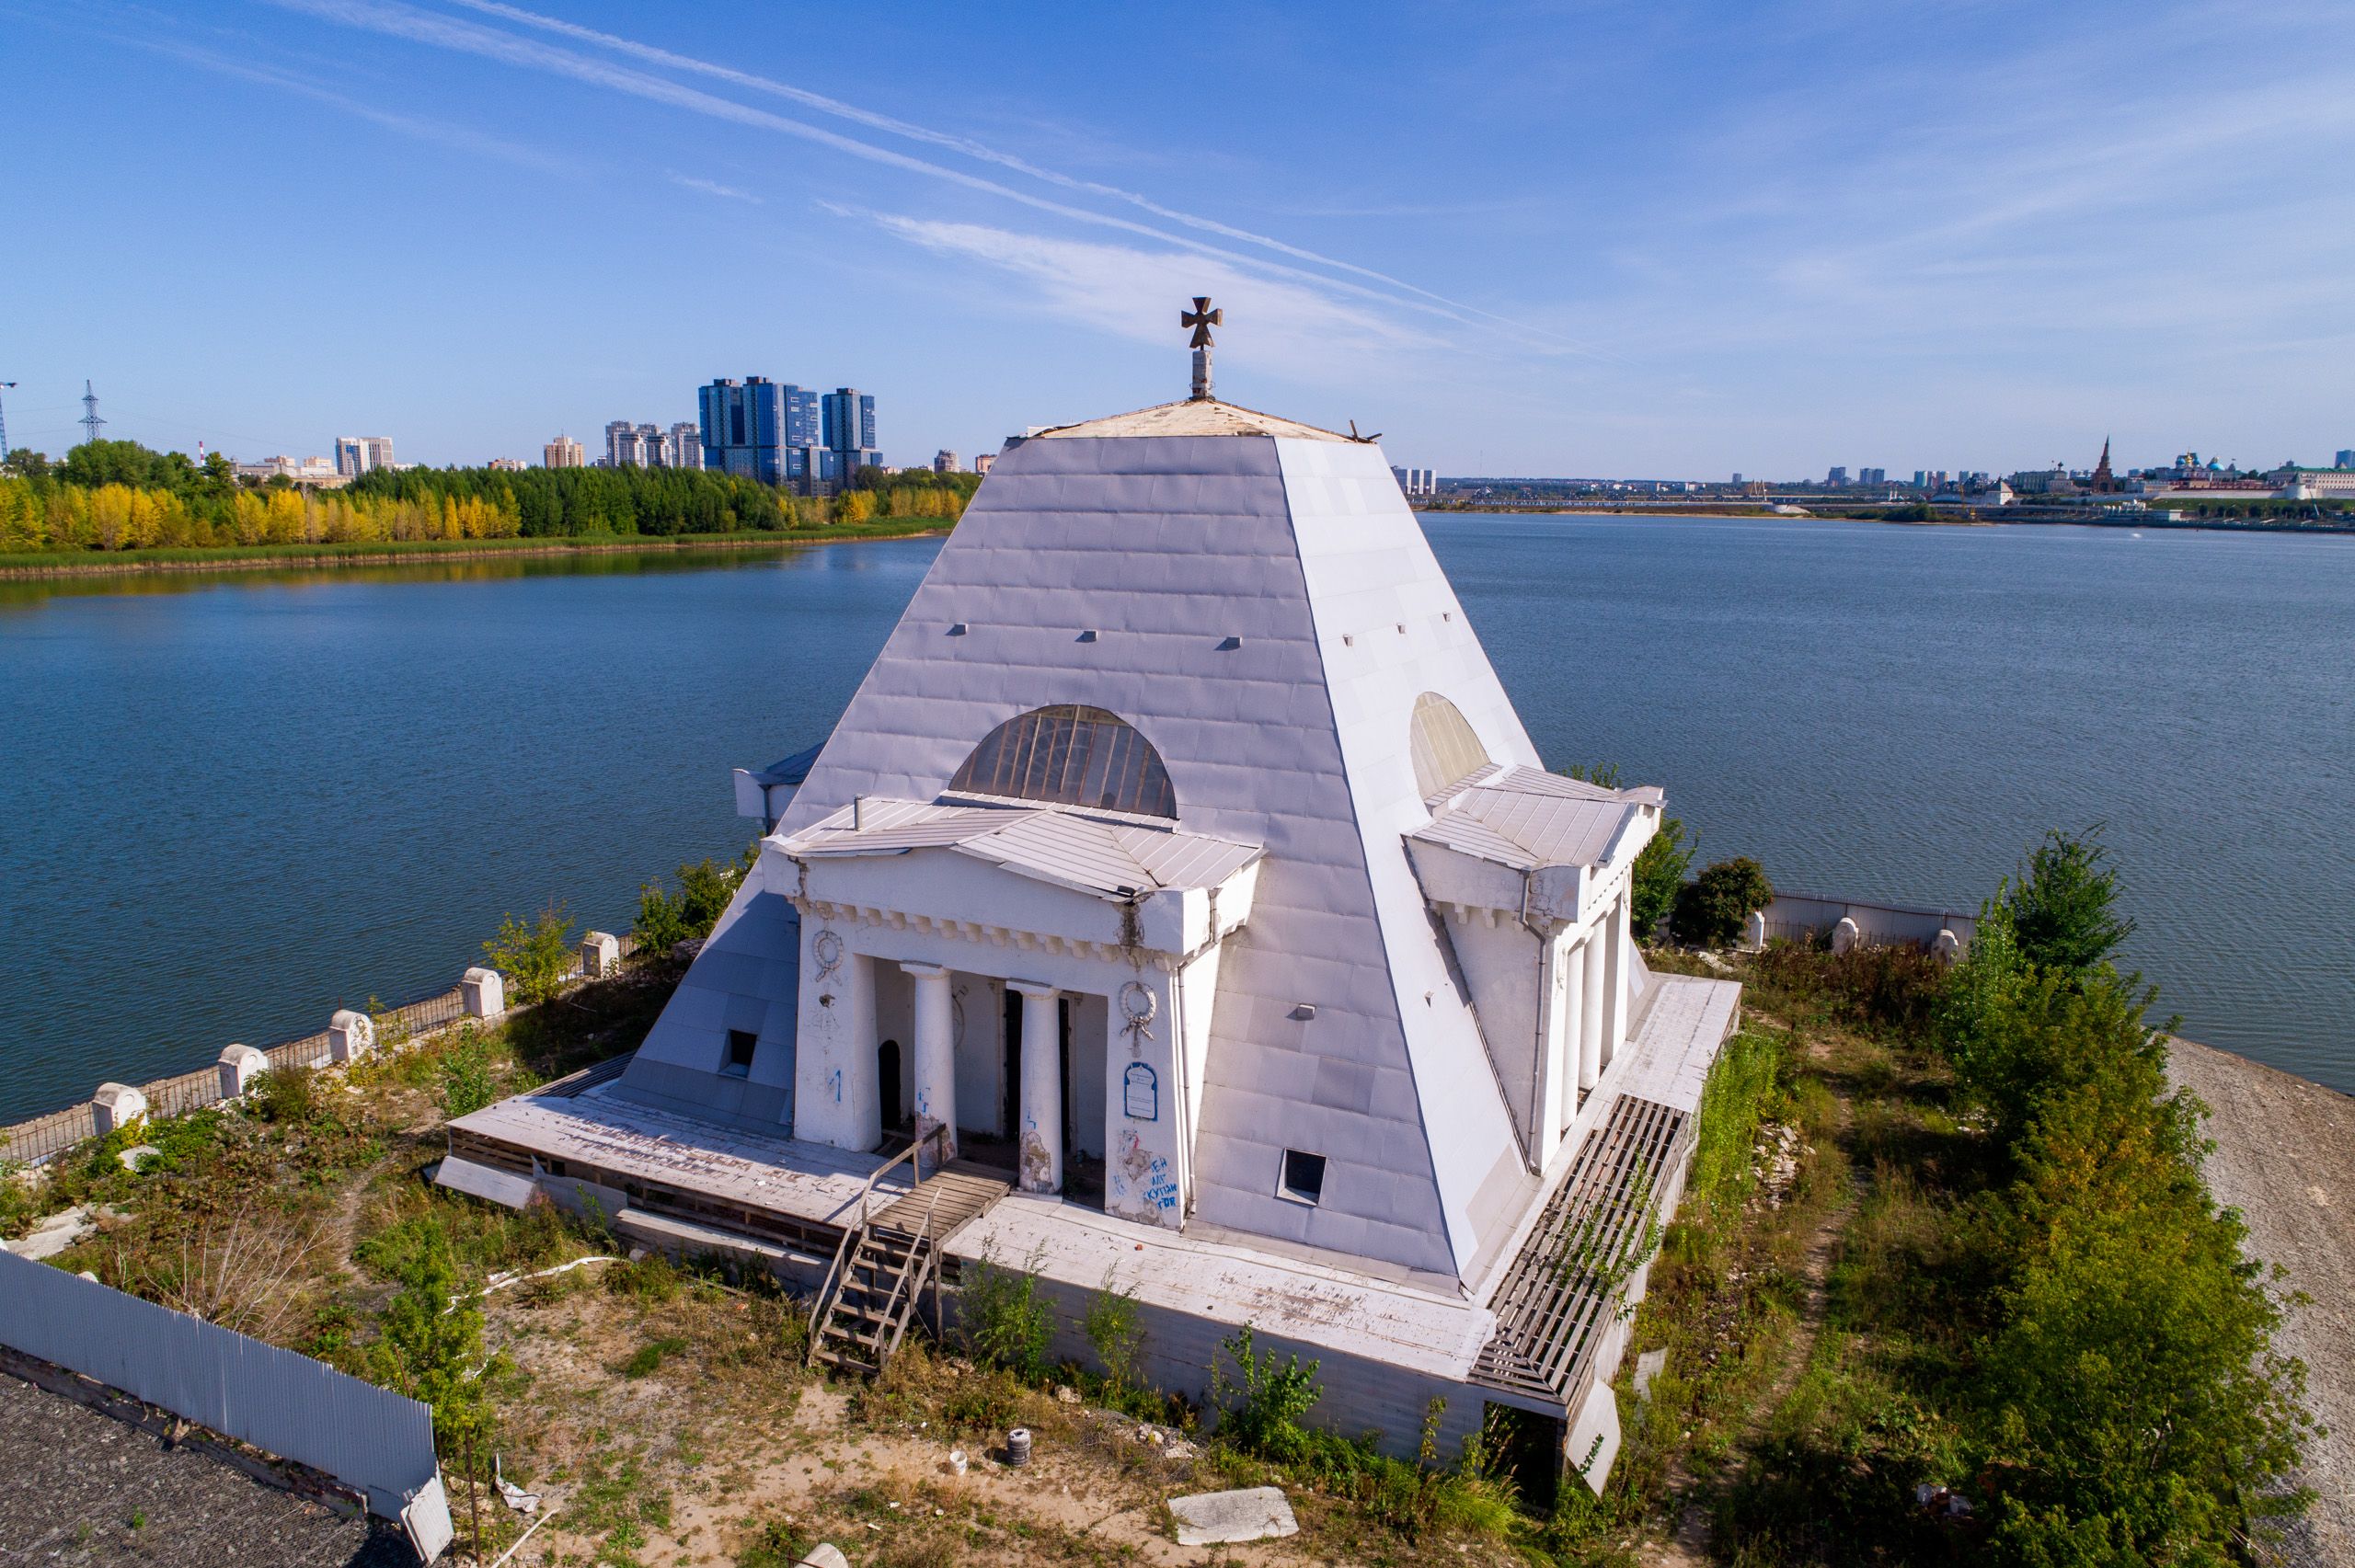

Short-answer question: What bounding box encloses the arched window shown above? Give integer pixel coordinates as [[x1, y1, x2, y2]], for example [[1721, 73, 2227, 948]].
[[949, 704, 1178, 818], [1409, 692, 1491, 798]]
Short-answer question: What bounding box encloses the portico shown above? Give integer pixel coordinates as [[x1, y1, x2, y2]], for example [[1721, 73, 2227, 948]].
[[775, 794, 1259, 1229]]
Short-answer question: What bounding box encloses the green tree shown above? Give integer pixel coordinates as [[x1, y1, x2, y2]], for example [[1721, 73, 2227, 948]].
[[483, 902, 576, 1005], [1999, 827, 2135, 978], [369, 1225, 493, 1455], [1670, 857, 1773, 947]]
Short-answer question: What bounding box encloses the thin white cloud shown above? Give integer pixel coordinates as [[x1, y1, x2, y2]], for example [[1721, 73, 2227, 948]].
[[107, 32, 579, 175], [436, 0, 1537, 334], [844, 208, 1444, 391], [259, 0, 1580, 355], [667, 172, 759, 203]]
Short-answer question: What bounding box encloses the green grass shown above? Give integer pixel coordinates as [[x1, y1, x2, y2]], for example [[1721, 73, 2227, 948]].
[[0, 515, 953, 573]]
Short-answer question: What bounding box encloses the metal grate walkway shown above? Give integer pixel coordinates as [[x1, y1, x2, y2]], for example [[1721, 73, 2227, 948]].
[[1473, 1093, 1690, 1406]]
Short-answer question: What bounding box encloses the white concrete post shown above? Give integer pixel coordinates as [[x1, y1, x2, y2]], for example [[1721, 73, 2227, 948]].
[[1532, 939, 1566, 1171], [327, 1008, 374, 1065], [1561, 934, 1590, 1112], [216, 1044, 268, 1099], [1603, 896, 1631, 1069], [1580, 929, 1608, 1093], [580, 930, 621, 979], [1931, 928, 1961, 963], [1010, 980, 1063, 1194], [462, 967, 506, 1018], [902, 962, 957, 1160], [1831, 917, 1861, 956], [92, 1082, 147, 1139], [1743, 910, 1767, 951]]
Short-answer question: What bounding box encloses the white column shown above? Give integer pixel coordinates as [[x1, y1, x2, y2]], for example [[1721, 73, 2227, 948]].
[[1602, 896, 1630, 1069], [1010, 980, 1063, 1194], [1580, 926, 1607, 1092], [902, 962, 957, 1160], [1563, 933, 1591, 1107]]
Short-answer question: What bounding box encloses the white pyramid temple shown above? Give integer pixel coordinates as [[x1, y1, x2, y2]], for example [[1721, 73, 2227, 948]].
[[447, 320, 1740, 1489]]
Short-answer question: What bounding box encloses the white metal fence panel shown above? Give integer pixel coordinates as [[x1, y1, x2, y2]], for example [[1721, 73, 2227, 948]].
[[0, 1248, 451, 1553]]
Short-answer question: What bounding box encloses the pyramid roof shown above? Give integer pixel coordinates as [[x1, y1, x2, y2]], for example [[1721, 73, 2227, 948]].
[[627, 410, 1570, 1284]]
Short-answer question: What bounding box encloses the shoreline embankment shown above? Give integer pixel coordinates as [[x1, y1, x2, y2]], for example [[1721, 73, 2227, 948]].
[[0, 521, 952, 581], [2168, 1037, 2354, 1567]]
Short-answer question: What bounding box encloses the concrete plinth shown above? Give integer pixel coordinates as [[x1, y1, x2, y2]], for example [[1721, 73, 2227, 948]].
[[462, 967, 506, 1018], [580, 931, 621, 979], [217, 1044, 269, 1098], [91, 1082, 148, 1139], [328, 1009, 374, 1064]]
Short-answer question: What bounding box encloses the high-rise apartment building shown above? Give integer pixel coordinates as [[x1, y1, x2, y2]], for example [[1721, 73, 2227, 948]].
[[822, 388, 881, 485], [698, 377, 821, 487], [545, 435, 585, 468], [334, 436, 395, 476], [667, 422, 704, 470], [2337, 449, 2354, 469], [1826, 465, 1848, 486], [1859, 466, 1887, 486], [605, 421, 651, 468], [972, 453, 994, 475], [933, 450, 959, 475], [488, 457, 526, 472]]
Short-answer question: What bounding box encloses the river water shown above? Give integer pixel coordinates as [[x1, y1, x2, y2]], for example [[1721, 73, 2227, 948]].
[[2, 514, 2348, 1122]]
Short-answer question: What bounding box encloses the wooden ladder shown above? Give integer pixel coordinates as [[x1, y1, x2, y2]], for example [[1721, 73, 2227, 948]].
[[806, 1126, 950, 1378], [808, 1219, 938, 1375]]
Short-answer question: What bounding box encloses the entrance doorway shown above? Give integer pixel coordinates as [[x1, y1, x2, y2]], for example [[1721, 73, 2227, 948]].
[[878, 1039, 904, 1132]]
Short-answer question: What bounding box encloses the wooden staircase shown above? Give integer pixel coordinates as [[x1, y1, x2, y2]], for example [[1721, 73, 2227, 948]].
[[806, 1134, 1011, 1377]]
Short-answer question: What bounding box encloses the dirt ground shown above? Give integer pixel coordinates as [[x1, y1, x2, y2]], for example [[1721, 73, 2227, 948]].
[[468, 1276, 1502, 1568], [2168, 1038, 2355, 1568]]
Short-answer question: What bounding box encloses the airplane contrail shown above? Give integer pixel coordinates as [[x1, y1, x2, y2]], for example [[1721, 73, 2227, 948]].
[[437, 0, 1548, 338]]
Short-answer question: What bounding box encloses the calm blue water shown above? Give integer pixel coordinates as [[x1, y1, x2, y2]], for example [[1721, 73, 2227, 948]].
[[1, 516, 2349, 1122]]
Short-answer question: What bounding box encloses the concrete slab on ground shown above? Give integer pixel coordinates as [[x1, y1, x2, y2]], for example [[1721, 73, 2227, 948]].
[[1166, 1485, 1299, 1546]]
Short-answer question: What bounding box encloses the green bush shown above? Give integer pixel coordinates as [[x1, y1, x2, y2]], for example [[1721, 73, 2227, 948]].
[[1081, 1267, 1144, 1394], [633, 842, 757, 954], [248, 1064, 316, 1125], [1671, 856, 1774, 947], [1208, 1326, 1323, 1466], [957, 1244, 1054, 1381], [437, 1025, 501, 1119], [483, 903, 576, 1006]]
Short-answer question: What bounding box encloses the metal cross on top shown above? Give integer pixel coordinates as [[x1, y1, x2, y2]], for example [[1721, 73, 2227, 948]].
[[1182, 296, 1222, 401], [1181, 296, 1222, 348]]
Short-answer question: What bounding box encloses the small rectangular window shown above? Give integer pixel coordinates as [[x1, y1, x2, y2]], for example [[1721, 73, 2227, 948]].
[[1278, 1149, 1327, 1206], [723, 1029, 758, 1077]]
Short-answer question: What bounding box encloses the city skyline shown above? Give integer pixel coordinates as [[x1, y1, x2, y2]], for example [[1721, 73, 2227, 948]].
[[4, 1, 2352, 474]]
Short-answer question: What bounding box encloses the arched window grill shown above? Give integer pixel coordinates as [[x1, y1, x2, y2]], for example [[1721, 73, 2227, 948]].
[[948, 704, 1178, 818]]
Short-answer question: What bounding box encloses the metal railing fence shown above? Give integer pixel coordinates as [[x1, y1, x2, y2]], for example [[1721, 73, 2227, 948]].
[[0, 936, 637, 1167]]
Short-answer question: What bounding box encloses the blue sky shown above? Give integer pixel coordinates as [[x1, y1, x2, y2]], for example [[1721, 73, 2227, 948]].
[[5, 0, 2351, 476]]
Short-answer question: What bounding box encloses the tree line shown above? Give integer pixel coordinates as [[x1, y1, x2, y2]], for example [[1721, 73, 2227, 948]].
[[0, 439, 977, 553]]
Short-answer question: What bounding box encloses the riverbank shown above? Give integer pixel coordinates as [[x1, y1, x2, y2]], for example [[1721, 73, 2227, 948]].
[[0, 515, 952, 579], [1416, 503, 2355, 534], [2168, 1038, 2355, 1568]]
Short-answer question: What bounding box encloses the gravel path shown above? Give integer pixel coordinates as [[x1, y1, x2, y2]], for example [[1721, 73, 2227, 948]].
[[2169, 1037, 2355, 1568]]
